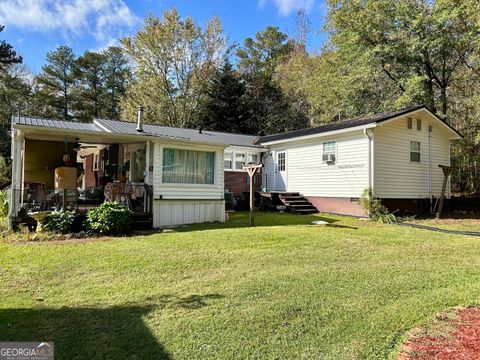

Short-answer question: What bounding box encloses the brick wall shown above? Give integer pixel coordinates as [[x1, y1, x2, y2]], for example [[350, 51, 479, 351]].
[[224, 171, 262, 197]]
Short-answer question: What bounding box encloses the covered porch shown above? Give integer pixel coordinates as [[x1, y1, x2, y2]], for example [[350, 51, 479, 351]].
[[9, 127, 154, 230]]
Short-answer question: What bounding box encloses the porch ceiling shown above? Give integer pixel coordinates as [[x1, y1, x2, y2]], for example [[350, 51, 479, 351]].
[[23, 130, 142, 145]]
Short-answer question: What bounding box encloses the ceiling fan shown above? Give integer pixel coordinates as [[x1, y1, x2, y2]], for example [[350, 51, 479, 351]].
[[72, 138, 97, 151]]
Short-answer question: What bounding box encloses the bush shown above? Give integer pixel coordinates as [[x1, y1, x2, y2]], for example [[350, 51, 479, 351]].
[[360, 188, 397, 224], [85, 202, 132, 235], [43, 210, 76, 233], [0, 190, 8, 218]]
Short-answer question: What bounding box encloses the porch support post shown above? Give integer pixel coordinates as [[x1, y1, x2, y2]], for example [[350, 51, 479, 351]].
[[8, 128, 24, 230], [143, 141, 151, 213], [436, 165, 452, 218], [243, 163, 264, 227], [144, 141, 150, 185]]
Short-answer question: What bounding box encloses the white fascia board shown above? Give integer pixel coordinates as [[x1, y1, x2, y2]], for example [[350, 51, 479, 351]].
[[225, 145, 266, 153], [423, 108, 463, 140], [377, 107, 462, 140], [260, 123, 377, 146]]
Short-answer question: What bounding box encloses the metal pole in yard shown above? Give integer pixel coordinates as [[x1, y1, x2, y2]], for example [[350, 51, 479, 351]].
[[243, 164, 264, 227]]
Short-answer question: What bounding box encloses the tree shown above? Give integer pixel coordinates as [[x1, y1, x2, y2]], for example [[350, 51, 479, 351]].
[[326, 0, 480, 117], [237, 26, 294, 78], [0, 25, 22, 67], [236, 26, 307, 134], [121, 8, 228, 127], [35, 46, 76, 121], [73, 51, 107, 121], [103, 46, 131, 120], [199, 62, 249, 133]]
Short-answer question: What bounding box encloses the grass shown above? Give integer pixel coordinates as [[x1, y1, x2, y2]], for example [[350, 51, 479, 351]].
[[1, 211, 480, 359], [409, 217, 480, 232]]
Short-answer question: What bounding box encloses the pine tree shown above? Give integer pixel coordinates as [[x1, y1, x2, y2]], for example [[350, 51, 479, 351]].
[[200, 62, 249, 133], [0, 25, 22, 67], [35, 46, 76, 121]]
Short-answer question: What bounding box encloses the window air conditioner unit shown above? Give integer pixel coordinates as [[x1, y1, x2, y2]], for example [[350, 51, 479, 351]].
[[323, 153, 336, 163]]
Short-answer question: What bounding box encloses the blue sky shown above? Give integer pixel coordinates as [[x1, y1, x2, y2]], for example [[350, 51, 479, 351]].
[[0, 0, 328, 73]]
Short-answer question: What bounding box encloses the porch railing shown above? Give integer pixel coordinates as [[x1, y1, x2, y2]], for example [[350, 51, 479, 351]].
[[10, 184, 152, 215]]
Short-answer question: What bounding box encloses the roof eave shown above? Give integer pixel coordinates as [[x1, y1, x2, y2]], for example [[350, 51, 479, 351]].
[[259, 123, 378, 146], [12, 123, 228, 148]]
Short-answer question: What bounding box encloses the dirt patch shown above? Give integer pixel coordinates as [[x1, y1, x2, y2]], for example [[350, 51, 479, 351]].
[[398, 307, 480, 359]]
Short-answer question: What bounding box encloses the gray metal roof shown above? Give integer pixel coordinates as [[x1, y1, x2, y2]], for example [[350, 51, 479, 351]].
[[95, 118, 262, 148], [12, 116, 104, 132], [11, 115, 262, 148]]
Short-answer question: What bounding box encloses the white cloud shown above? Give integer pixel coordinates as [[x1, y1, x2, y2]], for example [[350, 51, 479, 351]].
[[259, 0, 315, 16], [0, 0, 138, 42]]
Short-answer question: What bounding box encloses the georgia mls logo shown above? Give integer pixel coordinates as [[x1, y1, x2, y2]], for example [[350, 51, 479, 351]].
[[0, 342, 54, 360]]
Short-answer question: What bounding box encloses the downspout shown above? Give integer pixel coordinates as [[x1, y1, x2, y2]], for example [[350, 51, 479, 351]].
[[428, 125, 433, 212], [364, 128, 375, 191], [260, 151, 269, 192]]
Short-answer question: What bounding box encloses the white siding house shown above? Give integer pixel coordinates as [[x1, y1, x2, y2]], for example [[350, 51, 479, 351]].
[[259, 106, 461, 216], [8, 105, 461, 229], [374, 111, 453, 199], [8, 116, 258, 229], [151, 141, 226, 227]]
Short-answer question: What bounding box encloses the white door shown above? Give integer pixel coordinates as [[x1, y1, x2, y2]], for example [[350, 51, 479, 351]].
[[275, 151, 287, 191]]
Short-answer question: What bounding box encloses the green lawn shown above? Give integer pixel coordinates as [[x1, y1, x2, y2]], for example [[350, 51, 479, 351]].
[[1, 212, 480, 359], [410, 217, 480, 232]]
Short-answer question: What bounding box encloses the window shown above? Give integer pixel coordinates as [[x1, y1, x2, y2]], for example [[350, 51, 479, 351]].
[[322, 141, 337, 163], [235, 153, 246, 170], [93, 153, 99, 171], [410, 141, 421, 162], [277, 152, 285, 171], [224, 152, 233, 170], [416, 118, 422, 131], [407, 117, 413, 129], [162, 148, 215, 184], [249, 153, 259, 164]]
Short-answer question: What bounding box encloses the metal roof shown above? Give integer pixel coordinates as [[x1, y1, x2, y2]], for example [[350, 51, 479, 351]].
[[257, 105, 462, 144], [94, 118, 262, 148], [11, 115, 262, 148], [12, 116, 103, 132]]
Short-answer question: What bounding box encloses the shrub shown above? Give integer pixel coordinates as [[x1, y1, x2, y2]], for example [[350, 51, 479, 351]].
[[43, 210, 76, 233], [0, 190, 8, 218], [85, 202, 132, 235], [360, 188, 397, 224]]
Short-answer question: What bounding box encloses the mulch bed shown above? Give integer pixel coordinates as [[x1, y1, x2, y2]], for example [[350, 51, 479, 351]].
[[398, 307, 480, 359]]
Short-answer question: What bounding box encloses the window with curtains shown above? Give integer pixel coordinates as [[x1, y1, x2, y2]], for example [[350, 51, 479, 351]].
[[162, 148, 215, 184]]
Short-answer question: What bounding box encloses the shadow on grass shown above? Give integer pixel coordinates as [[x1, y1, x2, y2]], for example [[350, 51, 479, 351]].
[[145, 293, 224, 310], [0, 293, 224, 359], [173, 211, 342, 233]]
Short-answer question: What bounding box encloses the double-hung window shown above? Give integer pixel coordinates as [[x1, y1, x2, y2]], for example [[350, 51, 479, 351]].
[[224, 152, 233, 170], [322, 141, 337, 163], [410, 141, 421, 162], [162, 148, 215, 184], [248, 153, 259, 164], [235, 153, 246, 170]]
